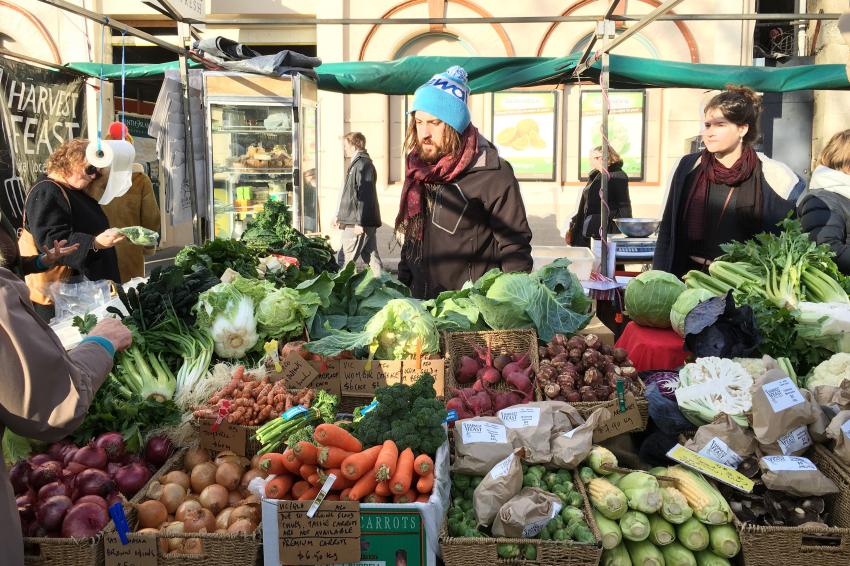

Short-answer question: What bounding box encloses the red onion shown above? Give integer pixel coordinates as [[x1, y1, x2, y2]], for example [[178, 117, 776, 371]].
[[93, 432, 126, 463], [30, 461, 62, 491], [61, 502, 109, 538], [73, 469, 115, 498], [65, 462, 87, 476], [9, 461, 32, 494], [71, 445, 107, 470], [47, 441, 72, 461], [75, 495, 108, 509], [38, 481, 69, 501], [114, 463, 151, 498], [62, 447, 79, 466], [106, 492, 126, 508], [17, 502, 35, 523], [144, 435, 174, 467], [28, 454, 52, 466], [37, 495, 72, 532], [107, 463, 121, 477], [16, 492, 35, 508]]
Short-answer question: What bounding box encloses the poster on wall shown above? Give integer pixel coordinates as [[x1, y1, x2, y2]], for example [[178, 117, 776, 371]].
[[492, 91, 557, 181], [0, 56, 87, 229], [579, 90, 645, 180]]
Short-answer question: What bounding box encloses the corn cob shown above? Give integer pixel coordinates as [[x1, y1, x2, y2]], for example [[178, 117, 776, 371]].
[[665, 466, 732, 525], [589, 477, 629, 520]]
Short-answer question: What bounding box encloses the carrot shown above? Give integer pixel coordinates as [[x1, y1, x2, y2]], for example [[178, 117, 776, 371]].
[[291, 480, 311, 499], [298, 486, 321, 501], [394, 489, 417, 504], [258, 453, 287, 475], [318, 469, 355, 490], [282, 449, 302, 475], [416, 471, 434, 494], [292, 441, 319, 465], [347, 470, 378, 501], [389, 448, 415, 495], [364, 494, 389, 503], [375, 481, 391, 497], [299, 464, 318, 481], [413, 454, 433, 476], [314, 423, 363, 452], [374, 440, 399, 482], [264, 475, 294, 499], [339, 488, 352, 501], [307, 473, 321, 487], [318, 446, 355, 469], [415, 494, 430, 503], [341, 445, 382, 480]]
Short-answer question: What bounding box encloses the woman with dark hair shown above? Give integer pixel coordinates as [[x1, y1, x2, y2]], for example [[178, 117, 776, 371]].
[[653, 85, 804, 277], [566, 144, 632, 248]]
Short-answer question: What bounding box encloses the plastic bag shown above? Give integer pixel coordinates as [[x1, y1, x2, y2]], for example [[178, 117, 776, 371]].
[[118, 226, 160, 246], [50, 277, 112, 323]]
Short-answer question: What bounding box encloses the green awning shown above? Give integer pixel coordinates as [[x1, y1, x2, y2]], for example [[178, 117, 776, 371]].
[[66, 54, 850, 93]]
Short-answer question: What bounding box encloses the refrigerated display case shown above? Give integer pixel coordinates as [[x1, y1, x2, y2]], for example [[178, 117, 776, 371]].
[[203, 72, 319, 239]]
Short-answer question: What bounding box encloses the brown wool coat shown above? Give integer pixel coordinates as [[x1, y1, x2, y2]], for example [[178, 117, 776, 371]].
[[0, 268, 113, 565]]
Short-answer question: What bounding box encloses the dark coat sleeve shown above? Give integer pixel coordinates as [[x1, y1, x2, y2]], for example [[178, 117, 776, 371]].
[[799, 194, 850, 274], [25, 183, 94, 272], [486, 161, 533, 273]]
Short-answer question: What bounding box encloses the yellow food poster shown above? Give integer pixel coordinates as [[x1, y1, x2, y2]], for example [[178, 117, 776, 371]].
[[579, 90, 645, 179], [492, 92, 557, 180]]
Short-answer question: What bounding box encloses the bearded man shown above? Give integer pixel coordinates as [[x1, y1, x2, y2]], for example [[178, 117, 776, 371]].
[[395, 66, 533, 299]]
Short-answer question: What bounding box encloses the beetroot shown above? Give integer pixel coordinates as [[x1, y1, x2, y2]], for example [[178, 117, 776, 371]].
[[30, 461, 63, 491], [504, 364, 534, 394], [456, 355, 481, 384], [93, 433, 125, 463], [38, 481, 70, 501], [494, 390, 524, 411], [75, 495, 108, 509], [74, 468, 115, 498], [512, 353, 531, 369], [114, 463, 151, 498], [37, 495, 72, 532], [9, 460, 32, 495], [493, 354, 513, 371], [72, 445, 107, 470], [61, 502, 109, 538], [476, 366, 501, 385]]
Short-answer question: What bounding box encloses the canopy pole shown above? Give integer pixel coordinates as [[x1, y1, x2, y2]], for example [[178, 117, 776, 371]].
[[177, 21, 202, 245], [599, 19, 615, 280]]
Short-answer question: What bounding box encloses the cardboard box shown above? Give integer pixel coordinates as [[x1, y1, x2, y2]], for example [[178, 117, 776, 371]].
[[580, 316, 615, 346]]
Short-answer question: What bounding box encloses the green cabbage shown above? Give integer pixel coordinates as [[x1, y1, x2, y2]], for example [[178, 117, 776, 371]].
[[257, 287, 322, 341], [625, 270, 686, 328], [670, 289, 715, 337]]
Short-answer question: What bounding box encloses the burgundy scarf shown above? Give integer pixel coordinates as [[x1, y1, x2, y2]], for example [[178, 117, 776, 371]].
[[685, 146, 759, 241], [394, 125, 479, 257]]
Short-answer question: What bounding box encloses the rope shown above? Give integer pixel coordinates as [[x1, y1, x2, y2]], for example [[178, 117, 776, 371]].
[[96, 17, 108, 155], [120, 29, 126, 139]]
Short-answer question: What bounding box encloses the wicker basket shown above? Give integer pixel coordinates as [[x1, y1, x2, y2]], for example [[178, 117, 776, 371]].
[[443, 329, 541, 393], [192, 418, 263, 458], [108, 448, 261, 566], [439, 469, 602, 566], [23, 534, 105, 566], [570, 380, 649, 431], [735, 444, 850, 566]]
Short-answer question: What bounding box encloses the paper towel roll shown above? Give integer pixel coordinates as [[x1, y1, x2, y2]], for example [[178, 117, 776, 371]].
[[87, 140, 136, 205]]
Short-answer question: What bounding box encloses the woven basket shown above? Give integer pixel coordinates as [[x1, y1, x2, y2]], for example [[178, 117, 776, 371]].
[[735, 444, 850, 566], [107, 448, 261, 566], [569, 380, 649, 431], [443, 329, 541, 393], [439, 469, 602, 566], [23, 534, 105, 566], [192, 418, 263, 458]]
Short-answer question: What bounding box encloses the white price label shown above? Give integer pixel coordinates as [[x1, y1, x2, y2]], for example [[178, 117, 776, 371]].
[[460, 421, 508, 444], [697, 437, 744, 469], [489, 453, 515, 480], [762, 377, 806, 413], [561, 427, 580, 440], [521, 502, 563, 538], [842, 419, 850, 439], [762, 455, 818, 472], [777, 426, 813, 455], [498, 406, 541, 429]]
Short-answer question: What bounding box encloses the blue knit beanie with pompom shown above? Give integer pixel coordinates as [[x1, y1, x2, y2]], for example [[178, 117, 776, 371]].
[[410, 66, 471, 133]]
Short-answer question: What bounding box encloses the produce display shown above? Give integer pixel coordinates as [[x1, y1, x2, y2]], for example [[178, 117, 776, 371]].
[[447, 344, 535, 417]]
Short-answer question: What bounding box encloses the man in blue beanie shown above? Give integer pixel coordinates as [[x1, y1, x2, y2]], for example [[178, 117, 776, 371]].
[[395, 66, 533, 299]]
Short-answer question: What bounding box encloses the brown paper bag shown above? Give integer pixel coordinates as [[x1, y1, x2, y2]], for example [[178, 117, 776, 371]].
[[756, 425, 814, 457], [497, 402, 558, 464], [473, 448, 524, 527], [759, 456, 839, 497], [452, 417, 517, 475], [826, 410, 850, 466], [685, 413, 757, 467], [750, 369, 821, 445], [808, 404, 831, 444], [551, 408, 612, 469], [811, 380, 850, 412], [551, 402, 586, 433], [491, 487, 563, 538]]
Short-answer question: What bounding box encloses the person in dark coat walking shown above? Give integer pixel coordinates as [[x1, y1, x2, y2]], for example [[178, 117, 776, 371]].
[[798, 129, 850, 275], [653, 86, 803, 277], [334, 132, 382, 275], [396, 66, 533, 299], [566, 144, 632, 248]]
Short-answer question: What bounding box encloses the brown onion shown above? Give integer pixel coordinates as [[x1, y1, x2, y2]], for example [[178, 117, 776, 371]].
[[184, 538, 203, 555], [183, 508, 216, 533], [175, 499, 202, 522], [227, 518, 256, 533], [215, 462, 242, 491], [159, 482, 187, 514], [198, 484, 228, 515], [163, 521, 185, 552], [228, 490, 242, 507], [250, 454, 263, 470], [190, 462, 216, 493], [137, 527, 168, 555], [240, 469, 265, 494], [183, 447, 210, 472], [215, 451, 249, 470], [160, 470, 190, 490], [229, 504, 259, 526], [216, 507, 234, 530], [135, 500, 168, 529]]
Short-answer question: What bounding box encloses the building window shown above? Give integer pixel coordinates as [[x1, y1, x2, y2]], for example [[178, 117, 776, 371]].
[[579, 90, 646, 181]]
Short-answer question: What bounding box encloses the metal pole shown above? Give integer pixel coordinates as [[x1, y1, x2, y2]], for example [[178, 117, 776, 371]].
[[177, 21, 201, 244], [598, 20, 615, 279]]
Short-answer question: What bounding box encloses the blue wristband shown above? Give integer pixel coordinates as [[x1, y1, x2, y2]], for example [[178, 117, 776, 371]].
[[80, 336, 116, 358], [35, 255, 47, 270]]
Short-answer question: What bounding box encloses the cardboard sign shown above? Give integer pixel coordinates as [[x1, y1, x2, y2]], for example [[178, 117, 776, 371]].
[[667, 444, 755, 493], [309, 359, 341, 396], [278, 500, 360, 565], [420, 358, 446, 395], [341, 360, 403, 397], [199, 419, 247, 456], [104, 531, 158, 566], [592, 392, 643, 442], [275, 351, 320, 388]]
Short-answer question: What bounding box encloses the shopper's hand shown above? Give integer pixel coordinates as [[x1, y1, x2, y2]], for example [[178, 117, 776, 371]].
[[94, 229, 125, 250], [40, 239, 80, 266], [564, 232, 573, 246], [88, 318, 132, 352], [353, 225, 364, 236]]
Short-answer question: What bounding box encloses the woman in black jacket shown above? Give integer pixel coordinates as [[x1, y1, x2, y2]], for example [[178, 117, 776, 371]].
[[798, 129, 850, 274], [566, 145, 632, 248]]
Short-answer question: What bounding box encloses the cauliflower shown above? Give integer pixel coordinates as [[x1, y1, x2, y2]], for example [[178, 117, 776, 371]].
[[806, 352, 850, 389], [732, 358, 768, 381], [675, 357, 753, 427]]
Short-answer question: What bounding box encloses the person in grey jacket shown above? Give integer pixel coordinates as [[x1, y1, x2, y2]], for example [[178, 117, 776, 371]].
[[333, 132, 383, 275]]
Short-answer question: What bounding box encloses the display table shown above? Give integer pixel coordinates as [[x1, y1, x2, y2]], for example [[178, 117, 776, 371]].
[[614, 321, 688, 371]]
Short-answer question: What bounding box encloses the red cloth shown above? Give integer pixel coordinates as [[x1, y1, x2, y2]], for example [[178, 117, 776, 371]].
[[615, 321, 688, 371]]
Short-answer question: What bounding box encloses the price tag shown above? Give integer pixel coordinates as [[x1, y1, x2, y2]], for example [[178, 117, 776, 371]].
[[761, 455, 818, 472], [777, 426, 813, 455], [278, 500, 360, 565], [278, 351, 320, 389], [307, 474, 339, 519], [200, 419, 246, 456], [697, 437, 744, 469], [489, 453, 515, 480], [460, 420, 508, 444], [762, 377, 806, 413], [592, 392, 642, 442], [282, 405, 309, 420], [361, 400, 379, 415], [498, 406, 541, 429], [309, 359, 340, 396], [666, 444, 754, 493], [444, 409, 458, 424], [211, 399, 231, 433], [522, 502, 562, 538], [419, 358, 446, 395], [104, 531, 158, 566]]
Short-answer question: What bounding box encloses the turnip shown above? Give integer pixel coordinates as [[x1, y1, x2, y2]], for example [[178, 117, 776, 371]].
[[456, 355, 481, 384]]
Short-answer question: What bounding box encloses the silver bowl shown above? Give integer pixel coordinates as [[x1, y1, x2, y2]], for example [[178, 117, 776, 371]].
[[614, 218, 660, 238]]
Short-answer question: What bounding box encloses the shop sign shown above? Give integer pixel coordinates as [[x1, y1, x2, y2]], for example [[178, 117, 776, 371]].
[[492, 91, 558, 181], [579, 90, 645, 180]]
